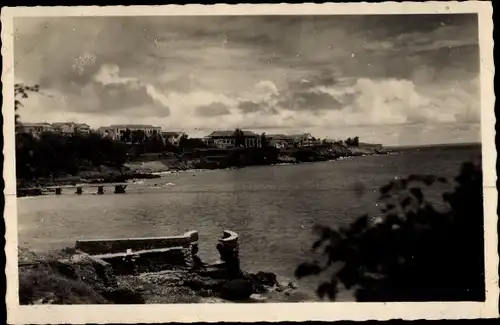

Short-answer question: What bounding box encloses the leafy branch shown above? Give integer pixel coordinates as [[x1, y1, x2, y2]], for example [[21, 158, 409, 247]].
[[296, 161, 484, 302], [15, 83, 39, 125]]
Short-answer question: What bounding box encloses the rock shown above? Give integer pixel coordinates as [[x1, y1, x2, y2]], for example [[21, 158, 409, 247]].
[[101, 287, 145, 304], [249, 293, 268, 302], [240, 271, 280, 294], [219, 278, 254, 301], [254, 271, 278, 287]]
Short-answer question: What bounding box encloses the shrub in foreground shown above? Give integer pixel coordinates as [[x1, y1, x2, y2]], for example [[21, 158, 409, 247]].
[[296, 161, 485, 302], [18, 249, 145, 305]]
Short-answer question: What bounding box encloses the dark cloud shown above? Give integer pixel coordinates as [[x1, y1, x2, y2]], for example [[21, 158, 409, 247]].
[[195, 102, 231, 117], [238, 101, 261, 113], [238, 100, 279, 115], [279, 90, 343, 112], [62, 80, 171, 117]]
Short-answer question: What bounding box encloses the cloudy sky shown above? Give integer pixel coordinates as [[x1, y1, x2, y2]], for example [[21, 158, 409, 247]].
[[14, 14, 480, 145]]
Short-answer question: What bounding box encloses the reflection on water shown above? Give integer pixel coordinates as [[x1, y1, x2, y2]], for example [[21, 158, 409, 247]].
[[17, 145, 480, 301]]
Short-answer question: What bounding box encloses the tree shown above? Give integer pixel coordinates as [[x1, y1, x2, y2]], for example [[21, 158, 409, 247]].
[[14, 83, 39, 126], [120, 129, 132, 143], [295, 161, 484, 302], [131, 130, 146, 144], [233, 128, 246, 148], [260, 133, 269, 148], [144, 131, 165, 153], [345, 137, 359, 146], [178, 133, 189, 152], [352, 136, 359, 146]]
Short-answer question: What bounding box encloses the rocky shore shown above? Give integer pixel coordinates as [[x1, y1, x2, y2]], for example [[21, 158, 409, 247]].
[[18, 246, 306, 305], [16, 168, 161, 197], [16, 144, 391, 197]]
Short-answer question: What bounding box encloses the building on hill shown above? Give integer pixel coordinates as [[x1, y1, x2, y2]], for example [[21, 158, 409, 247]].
[[51, 122, 91, 135], [16, 122, 54, 137], [52, 122, 76, 134], [16, 122, 90, 137], [266, 133, 316, 148], [265, 134, 290, 149], [75, 123, 91, 134], [288, 133, 315, 146], [204, 130, 262, 148], [98, 124, 162, 141]]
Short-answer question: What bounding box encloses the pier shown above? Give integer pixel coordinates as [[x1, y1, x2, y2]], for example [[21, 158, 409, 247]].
[[18, 183, 129, 196]]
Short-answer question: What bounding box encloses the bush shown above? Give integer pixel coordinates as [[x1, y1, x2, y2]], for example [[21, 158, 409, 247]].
[[18, 248, 146, 305], [296, 161, 485, 302], [19, 269, 107, 305]]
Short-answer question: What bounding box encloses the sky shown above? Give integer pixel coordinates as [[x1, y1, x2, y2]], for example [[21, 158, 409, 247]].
[[14, 14, 480, 146]]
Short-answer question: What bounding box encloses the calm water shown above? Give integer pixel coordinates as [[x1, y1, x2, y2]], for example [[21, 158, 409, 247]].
[[17, 145, 481, 301]]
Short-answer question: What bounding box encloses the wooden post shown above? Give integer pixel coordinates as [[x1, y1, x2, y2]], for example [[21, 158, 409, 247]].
[[75, 187, 83, 195], [97, 186, 104, 195], [55, 187, 62, 195], [114, 185, 126, 194]]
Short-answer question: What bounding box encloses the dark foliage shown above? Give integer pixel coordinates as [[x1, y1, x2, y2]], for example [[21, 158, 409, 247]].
[[295, 161, 485, 302], [233, 128, 246, 148], [178, 134, 207, 153], [16, 132, 128, 180], [261, 132, 269, 148], [345, 136, 360, 147]]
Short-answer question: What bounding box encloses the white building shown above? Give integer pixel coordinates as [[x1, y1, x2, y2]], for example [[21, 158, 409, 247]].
[[17, 122, 54, 136], [204, 130, 262, 148], [16, 122, 91, 137], [98, 124, 162, 141]]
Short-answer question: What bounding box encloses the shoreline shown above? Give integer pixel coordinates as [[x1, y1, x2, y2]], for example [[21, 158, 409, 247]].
[[16, 147, 392, 197]]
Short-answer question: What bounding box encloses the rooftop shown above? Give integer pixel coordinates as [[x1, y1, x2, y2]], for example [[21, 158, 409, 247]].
[[288, 133, 312, 138], [52, 122, 75, 127], [266, 134, 286, 139], [207, 130, 258, 137], [162, 131, 180, 137], [20, 122, 53, 127], [108, 124, 160, 129]]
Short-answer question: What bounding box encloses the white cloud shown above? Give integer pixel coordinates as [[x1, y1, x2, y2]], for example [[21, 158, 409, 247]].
[[93, 64, 139, 86], [13, 15, 480, 145]]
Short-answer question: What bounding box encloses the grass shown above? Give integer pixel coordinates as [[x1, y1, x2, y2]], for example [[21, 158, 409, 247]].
[[19, 268, 108, 304], [18, 247, 145, 305]]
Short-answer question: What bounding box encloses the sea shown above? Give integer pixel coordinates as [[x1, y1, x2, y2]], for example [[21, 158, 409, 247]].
[[16, 144, 482, 301]]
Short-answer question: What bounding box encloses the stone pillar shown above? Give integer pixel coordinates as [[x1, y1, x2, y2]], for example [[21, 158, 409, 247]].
[[183, 246, 194, 269], [55, 187, 62, 195], [97, 186, 104, 195], [75, 187, 83, 195], [217, 230, 240, 277], [188, 242, 204, 270]]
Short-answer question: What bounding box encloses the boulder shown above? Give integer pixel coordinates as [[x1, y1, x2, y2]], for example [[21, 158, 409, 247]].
[[253, 271, 278, 287]]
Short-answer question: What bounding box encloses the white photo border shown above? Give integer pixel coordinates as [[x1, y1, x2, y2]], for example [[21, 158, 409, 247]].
[[2, 2, 497, 323]]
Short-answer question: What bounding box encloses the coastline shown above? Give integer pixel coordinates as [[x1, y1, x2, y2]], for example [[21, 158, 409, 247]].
[[16, 145, 391, 197]]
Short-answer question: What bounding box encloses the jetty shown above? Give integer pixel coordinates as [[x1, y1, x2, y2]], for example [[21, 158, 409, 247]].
[[18, 183, 129, 196]]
